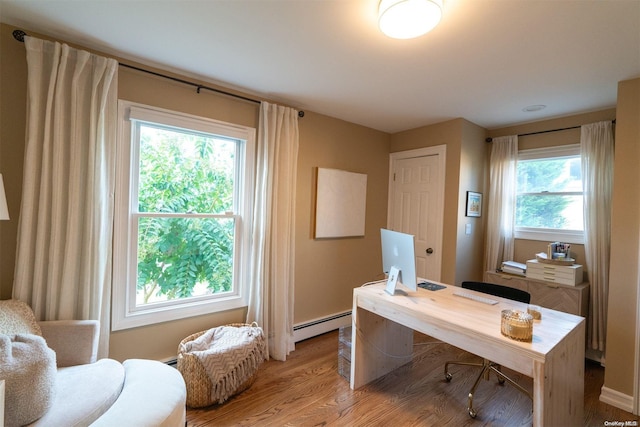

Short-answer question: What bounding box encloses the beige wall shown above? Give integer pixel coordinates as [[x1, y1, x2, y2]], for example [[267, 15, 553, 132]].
[[455, 120, 489, 284], [0, 23, 390, 361], [0, 24, 27, 300], [0, 24, 258, 361], [488, 108, 616, 150], [295, 113, 390, 322], [488, 104, 640, 401], [2, 20, 638, 406], [111, 66, 259, 362], [389, 118, 488, 285], [604, 77, 640, 398], [488, 108, 617, 280], [390, 119, 462, 285]]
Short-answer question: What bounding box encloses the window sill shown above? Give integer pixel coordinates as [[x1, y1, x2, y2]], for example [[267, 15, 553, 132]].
[[112, 295, 247, 331], [514, 228, 584, 245]]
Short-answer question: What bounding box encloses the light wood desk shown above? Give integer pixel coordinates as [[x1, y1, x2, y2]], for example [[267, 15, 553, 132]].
[[350, 282, 585, 427]]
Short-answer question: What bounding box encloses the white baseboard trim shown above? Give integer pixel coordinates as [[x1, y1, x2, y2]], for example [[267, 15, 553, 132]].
[[600, 386, 635, 413], [293, 311, 352, 342]]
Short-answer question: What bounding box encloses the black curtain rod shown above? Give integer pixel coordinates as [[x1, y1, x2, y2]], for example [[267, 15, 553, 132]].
[[118, 63, 262, 105], [12, 29, 305, 118], [485, 119, 616, 143]]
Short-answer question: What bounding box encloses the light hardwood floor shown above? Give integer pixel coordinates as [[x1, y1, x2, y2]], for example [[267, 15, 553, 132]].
[[187, 330, 639, 426]]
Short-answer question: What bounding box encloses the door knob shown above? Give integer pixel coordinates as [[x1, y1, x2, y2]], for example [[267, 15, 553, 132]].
[[426, 248, 434, 254]]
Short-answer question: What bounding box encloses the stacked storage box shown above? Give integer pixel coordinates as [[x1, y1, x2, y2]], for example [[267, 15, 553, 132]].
[[338, 325, 352, 381], [526, 259, 583, 286]]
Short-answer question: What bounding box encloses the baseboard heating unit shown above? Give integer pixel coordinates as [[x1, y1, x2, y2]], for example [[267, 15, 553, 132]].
[[293, 311, 352, 342], [165, 359, 178, 367]]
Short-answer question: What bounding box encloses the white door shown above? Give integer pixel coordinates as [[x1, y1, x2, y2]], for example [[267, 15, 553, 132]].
[[388, 146, 445, 282]]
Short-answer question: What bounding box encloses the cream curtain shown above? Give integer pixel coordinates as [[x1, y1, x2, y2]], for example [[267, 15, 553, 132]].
[[581, 121, 614, 353], [484, 135, 518, 272], [12, 37, 118, 358], [246, 101, 299, 361]]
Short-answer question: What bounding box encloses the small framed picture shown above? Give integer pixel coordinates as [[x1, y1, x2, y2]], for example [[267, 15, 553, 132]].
[[466, 191, 482, 217]]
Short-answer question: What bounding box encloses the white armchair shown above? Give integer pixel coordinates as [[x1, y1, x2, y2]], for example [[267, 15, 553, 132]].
[[0, 300, 186, 427], [38, 320, 99, 367]]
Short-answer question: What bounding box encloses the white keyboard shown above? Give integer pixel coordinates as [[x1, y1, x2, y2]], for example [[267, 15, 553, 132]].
[[453, 290, 499, 305]]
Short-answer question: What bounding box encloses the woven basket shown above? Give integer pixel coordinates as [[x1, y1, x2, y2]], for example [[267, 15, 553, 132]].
[[177, 323, 265, 408]]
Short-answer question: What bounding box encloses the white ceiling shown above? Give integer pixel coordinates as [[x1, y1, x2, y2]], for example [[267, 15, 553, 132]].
[[1, 0, 639, 133]]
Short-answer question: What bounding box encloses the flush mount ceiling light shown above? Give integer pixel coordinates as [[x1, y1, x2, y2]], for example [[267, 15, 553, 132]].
[[378, 0, 443, 39]]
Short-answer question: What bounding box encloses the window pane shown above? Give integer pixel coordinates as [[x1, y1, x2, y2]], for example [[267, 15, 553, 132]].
[[136, 216, 234, 306], [517, 156, 582, 193], [138, 124, 235, 214], [516, 194, 583, 230]]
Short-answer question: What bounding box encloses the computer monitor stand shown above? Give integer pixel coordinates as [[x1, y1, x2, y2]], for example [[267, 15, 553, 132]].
[[384, 266, 407, 296]]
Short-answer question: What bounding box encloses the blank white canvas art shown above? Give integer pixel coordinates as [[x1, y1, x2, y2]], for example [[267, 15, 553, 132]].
[[315, 168, 367, 238]]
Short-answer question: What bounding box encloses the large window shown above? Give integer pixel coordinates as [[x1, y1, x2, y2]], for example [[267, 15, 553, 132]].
[[113, 102, 255, 330], [515, 144, 584, 243]]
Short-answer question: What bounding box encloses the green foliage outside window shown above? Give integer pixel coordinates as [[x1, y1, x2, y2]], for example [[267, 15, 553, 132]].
[[516, 157, 582, 230], [516, 194, 571, 229], [136, 124, 236, 305]]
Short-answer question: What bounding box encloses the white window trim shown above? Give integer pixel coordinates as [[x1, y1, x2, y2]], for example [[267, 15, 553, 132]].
[[112, 101, 256, 331], [514, 144, 584, 244], [514, 227, 584, 244]]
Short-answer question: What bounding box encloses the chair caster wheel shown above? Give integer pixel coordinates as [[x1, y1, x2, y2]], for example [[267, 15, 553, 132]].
[[498, 377, 505, 385], [445, 372, 452, 382], [468, 408, 477, 418]]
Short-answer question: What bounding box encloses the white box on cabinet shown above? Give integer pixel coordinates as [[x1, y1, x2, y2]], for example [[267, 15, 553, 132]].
[[526, 259, 583, 286]]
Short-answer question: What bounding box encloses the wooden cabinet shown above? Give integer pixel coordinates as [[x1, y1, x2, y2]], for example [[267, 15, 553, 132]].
[[484, 270, 589, 317]]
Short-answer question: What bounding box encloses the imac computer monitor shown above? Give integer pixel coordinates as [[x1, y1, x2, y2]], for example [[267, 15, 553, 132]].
[[380, 228, 417, 295]]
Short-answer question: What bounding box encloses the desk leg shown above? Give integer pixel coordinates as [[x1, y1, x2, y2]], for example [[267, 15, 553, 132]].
[[350, 305, 413, 390], [0, 379, 4, 427], [532, 321, 585, 427]]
